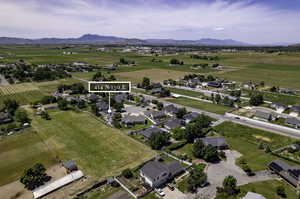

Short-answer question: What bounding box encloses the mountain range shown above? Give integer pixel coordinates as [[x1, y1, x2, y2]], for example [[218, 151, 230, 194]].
[[0, 34, 295, 46]]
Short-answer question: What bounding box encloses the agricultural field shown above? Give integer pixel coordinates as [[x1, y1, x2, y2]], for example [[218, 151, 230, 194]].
[[214, 122, 298, 171], [167, 97, 232, 115], [0, 128, 57, 185], [115, 69, 191, 84], [30, 110, 156, 179]]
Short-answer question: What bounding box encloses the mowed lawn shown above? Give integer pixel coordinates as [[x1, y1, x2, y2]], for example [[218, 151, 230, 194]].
[[114, 69, 191, 84], [0, 129, 57, 185], [214, 122, 298, 171], [167, 97, 232, 115], [239, 179, 297, 199], [31, 110, 156, 178], [168, 87, 203, 98]]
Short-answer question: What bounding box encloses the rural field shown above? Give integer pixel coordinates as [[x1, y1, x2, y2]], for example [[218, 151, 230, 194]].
[[214, 122, 298, 171], [167, 97, 232, 115], [30, 110, 156, 178], [0, 128, 57, 185]]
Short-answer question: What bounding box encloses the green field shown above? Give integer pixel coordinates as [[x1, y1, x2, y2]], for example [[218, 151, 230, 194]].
[[168, 87, 203, 97], [0, 128, 57, 185], [238, 180, 297, 199], [31, 110, 156, 178], [167, 97, 232, 115], [214, 122, 298, 171]]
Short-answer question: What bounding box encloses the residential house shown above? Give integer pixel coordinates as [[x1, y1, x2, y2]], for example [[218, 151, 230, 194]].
[[121, 114, 146, 128], [271, 102, 288, 113], [242, 192, 266, 199], [145, 110, 166, 121], [268, 159, 300, 187], [164, 118, 184, 130], [279, 88, 296, 95], [104, 64, 118, 70], [183, 112, 200, 123], [207, 81, 222, 88], [151, 88, 163, 95], [163, 104, 179, 116], [0, 112, 12, 124], [85, 93, 100, 103], [254, 110, 276, 121], [151, 82, 163, 89], [136, 126, 166, 140], [114, 93, 128, 103], [96, 101, 109, 112], [197, 136, 228, 150], [285, 117, 300, 129], [290, 106, 300, 117], [140, 160, 183, 188]]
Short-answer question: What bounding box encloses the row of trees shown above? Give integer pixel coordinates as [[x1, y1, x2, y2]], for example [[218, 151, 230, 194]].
[[193, 140, 219, 162], [190, 54, 219, 61]]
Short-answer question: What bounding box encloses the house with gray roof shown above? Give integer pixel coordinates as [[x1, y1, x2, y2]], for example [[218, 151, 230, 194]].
[[268, 159, 300, 187], [254, 110, 276, 121], [145, 110, 166, 121], [96, 101, 109, 112], [136, 126, 165, 139], [197, 136, 228, 150], [183, 112, 200, 123], [114, 93, 128, 103], [163, 104, 179, 116], [140, 160, 183, 188], [271, 102, 288, 113], [0, 112, 12, 124], [121, 114, 146, 128], [164, 118, 184, 130], [285, 117, 300, 129], [290, 106, 300, 117]]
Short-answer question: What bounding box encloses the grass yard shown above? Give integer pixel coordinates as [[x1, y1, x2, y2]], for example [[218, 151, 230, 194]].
[[0, 128, 57, 185], [168, 87, 203, 98], [167, 97, 232, 115], [114, 69, 191, 84], [238, 179, 297, 199], [31, 110, 156, 178], [75, 185, 124, 199], [214, 122, 298, 171]]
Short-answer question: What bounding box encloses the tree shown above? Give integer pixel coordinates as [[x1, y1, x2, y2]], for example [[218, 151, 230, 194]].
[[58, 99, 68, 110], [41, 111, 51, 120], [176, 108, 187, 119], [207, 75, 215, 81], [3, 99, 19, 115], [15, 109, 30, 123], [270, 86, 278, 92], [91, 104, 99, 116], [142, 77, 151, 90], [222, 176, 238, 195], [187, 165, 207, 193], [20, 163, 50, 190], [149, 133, 169, 150], [264, 144, 271, 153], [77, 101, 86, 109], [214, 94, 221, 104], [203, 145, 219, 162], [276, 186, 286, 198], [170, 58, 180, 65], [122, 168, 133, 179], [193, 140, 206, 158], [157, 102, 164, 110], [113, 102, 124, 112], [249, 93, 264, 106], [173, 128, 186, 140]]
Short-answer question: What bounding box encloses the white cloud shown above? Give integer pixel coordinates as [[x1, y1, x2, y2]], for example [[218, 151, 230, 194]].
[[0, 0, 299, 43]]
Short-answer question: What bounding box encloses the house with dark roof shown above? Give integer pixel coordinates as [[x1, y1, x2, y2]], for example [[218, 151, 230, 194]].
[[140, 160, 183, 187], [151, 82, 163, 89], [114, 93, 128, 103], [164, 118, 184, 130], [183, 112, 200, 123], [279, 88, 296, 95], [285, 117, 300, 129], [163, 104, 179, 116], [96, 101, 109, 112], [207, 81, 222, 88], [268, 159, 300, 187], [197, 136, 228, 150], [271, 102, 288, 113], [290, 106, 300, 117], [85, 93, 100, 103], [136, 126, 165, 139], [145, 110, 166, 121], [121, 114, 146, 128], [254, 110, 276, 121], [0, 112, 12, 124]]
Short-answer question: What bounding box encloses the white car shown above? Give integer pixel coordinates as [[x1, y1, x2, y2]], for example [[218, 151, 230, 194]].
[[155, 188, 165, 197]]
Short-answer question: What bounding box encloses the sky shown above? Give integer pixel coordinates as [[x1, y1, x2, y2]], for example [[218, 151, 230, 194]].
[[1, 0, 300, 44]]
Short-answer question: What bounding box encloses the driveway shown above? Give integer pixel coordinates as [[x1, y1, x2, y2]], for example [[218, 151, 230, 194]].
[[163, 187, 186, 199], [193, 150, 276, 199]]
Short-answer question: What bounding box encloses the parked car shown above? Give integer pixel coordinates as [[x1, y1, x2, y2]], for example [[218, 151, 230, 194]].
[[155, 188, 165, 197], [167, 183, 175, 191]]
